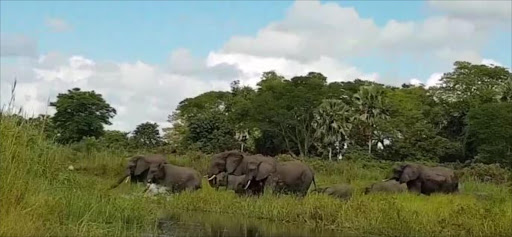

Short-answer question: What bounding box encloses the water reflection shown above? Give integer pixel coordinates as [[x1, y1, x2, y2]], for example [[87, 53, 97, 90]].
[[154, 211, 355, 237]]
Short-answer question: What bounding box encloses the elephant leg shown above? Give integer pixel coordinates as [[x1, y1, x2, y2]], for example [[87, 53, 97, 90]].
[[407, 181, 422, 194]]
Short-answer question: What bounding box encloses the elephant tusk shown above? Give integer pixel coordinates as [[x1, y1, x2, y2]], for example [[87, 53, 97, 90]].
[[124, 176, 131, 183], [244, 180, 252, 190], [208, 175, 216, 181]]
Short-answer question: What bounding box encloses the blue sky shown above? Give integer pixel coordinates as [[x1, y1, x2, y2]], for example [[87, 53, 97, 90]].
[[1, 1, 429, 61], [1, 0, 511, 131]]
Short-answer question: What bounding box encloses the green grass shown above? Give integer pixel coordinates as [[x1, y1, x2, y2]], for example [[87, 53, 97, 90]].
[[1, 115, 512, 237]]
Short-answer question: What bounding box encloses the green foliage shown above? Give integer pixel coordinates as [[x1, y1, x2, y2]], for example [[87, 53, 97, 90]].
[[99, 130, 131, 150], [466, 103, 512, 167], [131, 122, 163, 148], [50, 88, 116, 144], [430, 61, 512, 154], [352, 85, 390, 154], [2, 114, 512, 237], [162, 61, 511, 169], [458, 163, 511, 184], [251, 72, 329, 156], [379, 87, 458, 161], [186, 111, 237, 153], [313, 99, 353, 160]]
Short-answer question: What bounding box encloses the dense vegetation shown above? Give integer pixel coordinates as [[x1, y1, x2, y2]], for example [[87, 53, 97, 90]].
[[1, 115, 512, 236], [1, 60, 511, 236], [19, 61, 512, 167]]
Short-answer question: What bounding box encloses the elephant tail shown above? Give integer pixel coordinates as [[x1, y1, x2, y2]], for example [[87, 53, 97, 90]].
[[312, 176, 317, 190]]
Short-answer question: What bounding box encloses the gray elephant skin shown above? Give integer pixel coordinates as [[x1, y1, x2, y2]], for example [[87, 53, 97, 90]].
[[110, 154, 168, 189], [207, 151, 317, 196], [388, 163, 459, 195], [312, 184, 353, 200], [207, 150, 276, 196], [213, 172, 257, 195], [269, 160, 317, 197], [147, 162, 202, 193], [364, 180, 407, 194]]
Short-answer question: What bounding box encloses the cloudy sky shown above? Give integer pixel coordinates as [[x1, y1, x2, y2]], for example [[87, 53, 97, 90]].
[[1, 0, 511, 132]]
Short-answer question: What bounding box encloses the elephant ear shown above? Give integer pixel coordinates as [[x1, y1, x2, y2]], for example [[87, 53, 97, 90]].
[[226, 153, 243, 174], [134, 158, 150, 176], [399, 165, 419, 183], [256, 161, 273, 181]]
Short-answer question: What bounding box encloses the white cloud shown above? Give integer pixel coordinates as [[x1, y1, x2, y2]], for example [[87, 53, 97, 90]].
[[428, 0, 512, 22], [1, 52, 235, 132], [220, 0, 495, 67], [2, 0, 509, 132], [45, 18, 72, 32], [481, 58, 503, 67], [207, 52, 378, 87], [409, 78, 422, 86], [0, 34, 38, 58], [405, 72, 444, 88], [426, 73, 444, 88]]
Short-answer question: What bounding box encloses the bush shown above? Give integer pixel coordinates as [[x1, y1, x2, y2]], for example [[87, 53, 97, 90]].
[[275, 154, 297, 162], [458, 163, 511, 184]]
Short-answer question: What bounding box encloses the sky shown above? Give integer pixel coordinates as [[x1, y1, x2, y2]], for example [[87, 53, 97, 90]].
[[1, 0, 511, 132]]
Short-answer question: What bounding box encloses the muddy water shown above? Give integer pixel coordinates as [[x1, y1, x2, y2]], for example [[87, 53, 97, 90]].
[[151, 211, 359, 237]]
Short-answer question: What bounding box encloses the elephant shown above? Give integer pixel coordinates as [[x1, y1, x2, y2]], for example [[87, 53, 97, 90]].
[[386, 163, 459, 195], [267, 160, 317, 197], [207, 150, 276, 195], [146, 162, 202, 193], [364, 180, 407, 194], [213, 172, 260, 196], [312, 184, 353, 200], [207, 151, 316, 197], [110, 154, 168, 189]]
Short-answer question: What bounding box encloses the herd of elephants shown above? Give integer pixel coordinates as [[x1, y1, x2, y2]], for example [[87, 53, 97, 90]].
[[110, 150, 460, 198]]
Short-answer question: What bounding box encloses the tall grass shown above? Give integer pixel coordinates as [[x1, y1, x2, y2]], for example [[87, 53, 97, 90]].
[[1, 114, 512, 236], [0, 115, 158, 236]]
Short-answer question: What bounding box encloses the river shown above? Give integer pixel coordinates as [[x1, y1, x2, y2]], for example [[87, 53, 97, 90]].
[[149, 211, 361, 237]]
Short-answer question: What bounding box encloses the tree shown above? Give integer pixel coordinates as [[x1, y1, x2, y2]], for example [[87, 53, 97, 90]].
[[313, 99, 353, 161], [430, 61, 511, 159], [186, 111, 237, 153], [353, 85, 389, 155], [50, 88, 116, 144], [379, 87, 457, 161], [250, 72, 328, 157], [100, 130, 130, 150], [466, 103, 512, 167], [132, 122, 163, 148]]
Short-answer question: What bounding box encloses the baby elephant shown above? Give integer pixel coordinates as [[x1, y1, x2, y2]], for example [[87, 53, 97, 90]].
[[364, 180, 408, 194], [215, 172, 247, 194], [215, 172, 264, 196], [312, 184, 354, 200], [146, 163, 202, 193]]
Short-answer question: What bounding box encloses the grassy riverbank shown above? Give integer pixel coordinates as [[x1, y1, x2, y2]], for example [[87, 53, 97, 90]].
[[1, 115, 511, 237]]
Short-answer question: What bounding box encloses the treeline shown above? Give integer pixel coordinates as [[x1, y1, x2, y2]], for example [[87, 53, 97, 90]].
[[4, 87, 166, 154], [167, 61, 512, 166], [4, 61, 511, 167]]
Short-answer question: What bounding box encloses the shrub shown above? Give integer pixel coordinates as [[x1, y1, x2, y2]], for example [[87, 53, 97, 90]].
[[458, 163, 511, 184]]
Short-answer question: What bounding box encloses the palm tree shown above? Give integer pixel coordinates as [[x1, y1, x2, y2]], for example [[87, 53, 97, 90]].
[[353, 86, 389, 155], [313, 99, 353, 161]]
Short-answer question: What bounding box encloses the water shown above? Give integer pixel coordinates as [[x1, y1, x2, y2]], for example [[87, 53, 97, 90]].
[[150, 211, 357, 237]]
